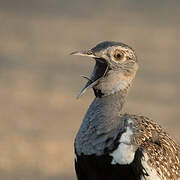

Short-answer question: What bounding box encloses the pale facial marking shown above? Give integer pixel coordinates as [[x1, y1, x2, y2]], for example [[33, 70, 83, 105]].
[[111, 76, 132, 95], [96, 70, 135, 96], [106, 46, 135, 63]]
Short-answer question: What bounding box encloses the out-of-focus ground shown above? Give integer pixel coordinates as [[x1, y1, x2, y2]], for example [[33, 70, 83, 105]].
[[0, 0, 179, 179]]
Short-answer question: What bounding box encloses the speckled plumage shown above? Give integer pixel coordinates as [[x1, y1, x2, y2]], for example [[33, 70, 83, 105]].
[[71, 41, 180, 180], [131, 115, 180, 179]]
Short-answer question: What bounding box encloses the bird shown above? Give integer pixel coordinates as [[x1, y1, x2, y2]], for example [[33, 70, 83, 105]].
[[71, 41, 180, 180]]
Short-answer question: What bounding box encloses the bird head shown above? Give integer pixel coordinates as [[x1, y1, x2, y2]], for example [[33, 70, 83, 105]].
[[71, 41, 138, 98]]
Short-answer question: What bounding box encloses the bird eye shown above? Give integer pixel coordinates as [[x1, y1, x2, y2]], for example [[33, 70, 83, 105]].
[[114, 50, 123, 61], [116, 53, 121, 58]]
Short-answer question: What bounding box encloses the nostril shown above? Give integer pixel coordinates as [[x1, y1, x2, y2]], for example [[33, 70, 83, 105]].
[[87, 50, 93, 55]]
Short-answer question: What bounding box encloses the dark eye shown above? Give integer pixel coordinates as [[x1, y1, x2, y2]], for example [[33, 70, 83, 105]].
[[114, 50, 123, 60], [116, 53, 121, 58]]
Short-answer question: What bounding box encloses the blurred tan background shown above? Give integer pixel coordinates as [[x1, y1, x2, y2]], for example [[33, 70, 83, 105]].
[[0, 0, 179, 179]]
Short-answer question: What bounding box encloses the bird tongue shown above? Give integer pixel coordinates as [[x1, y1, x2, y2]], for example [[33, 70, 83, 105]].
[[77, 60, 108, 98]]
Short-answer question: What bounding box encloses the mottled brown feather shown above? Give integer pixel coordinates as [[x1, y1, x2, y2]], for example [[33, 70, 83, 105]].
[[124, 114, 180, 179]]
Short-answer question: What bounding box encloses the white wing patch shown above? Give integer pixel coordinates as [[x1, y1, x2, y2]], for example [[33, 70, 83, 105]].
[[141, 153, 161, 180], [109, 118, 162, 179], [110, 118, 136, 165], [110, 143, 135, 164]]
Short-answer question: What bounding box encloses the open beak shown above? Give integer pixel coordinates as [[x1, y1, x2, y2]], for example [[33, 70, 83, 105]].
[[71, 50, 108, 98]]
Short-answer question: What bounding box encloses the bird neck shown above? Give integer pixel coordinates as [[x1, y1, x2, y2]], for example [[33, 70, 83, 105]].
[[75, 88, 129, 155], [91, 90, 128, 118], [93, 70, 135, 98]]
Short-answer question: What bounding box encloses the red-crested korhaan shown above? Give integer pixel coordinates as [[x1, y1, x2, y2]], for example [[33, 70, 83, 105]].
[[71, 41, 180, 180]]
